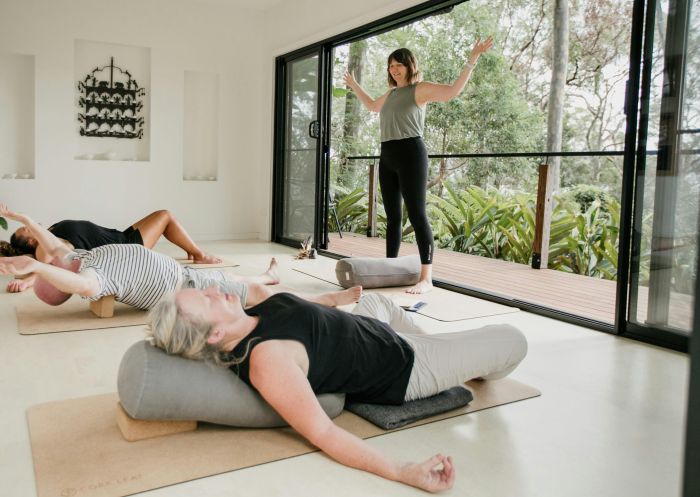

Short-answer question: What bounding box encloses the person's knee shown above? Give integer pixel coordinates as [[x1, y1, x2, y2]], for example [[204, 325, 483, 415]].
[[351, 293, 391, 320], [154, 209, 172, 221], [484, 324, 528, 361]]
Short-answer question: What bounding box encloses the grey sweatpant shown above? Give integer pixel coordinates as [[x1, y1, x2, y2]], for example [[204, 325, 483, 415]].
[[351, 293, 528, 401]]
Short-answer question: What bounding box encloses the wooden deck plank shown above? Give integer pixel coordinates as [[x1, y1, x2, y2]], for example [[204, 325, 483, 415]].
[[327, 233, 693, 330], [327, 232, 618, 325]]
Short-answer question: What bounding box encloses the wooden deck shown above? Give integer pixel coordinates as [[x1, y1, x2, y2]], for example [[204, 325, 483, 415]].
[[327, 232, 693, 329]]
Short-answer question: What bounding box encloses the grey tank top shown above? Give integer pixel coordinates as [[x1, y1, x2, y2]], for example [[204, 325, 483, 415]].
[[379, 83, 425, 142]]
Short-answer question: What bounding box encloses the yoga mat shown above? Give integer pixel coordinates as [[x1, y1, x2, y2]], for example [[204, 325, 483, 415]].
[[27, 378, 539, 497], [16, 295, 147, 335], [292, 266, 519, 321]]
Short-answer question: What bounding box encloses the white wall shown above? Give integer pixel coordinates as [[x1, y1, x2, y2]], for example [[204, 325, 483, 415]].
[[0, 0, 423, 242], [0, 0, 266, 240]]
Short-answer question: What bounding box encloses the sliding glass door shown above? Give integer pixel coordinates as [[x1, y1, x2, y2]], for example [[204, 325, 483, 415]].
[[272, 48, 329, 247], [623, 0, 697, 349]]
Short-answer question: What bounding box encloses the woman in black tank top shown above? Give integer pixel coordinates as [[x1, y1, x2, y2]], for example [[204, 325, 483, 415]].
[[3, 206, 222, 293], [343, 37, 493, 295], [148, 286, 526, 493]]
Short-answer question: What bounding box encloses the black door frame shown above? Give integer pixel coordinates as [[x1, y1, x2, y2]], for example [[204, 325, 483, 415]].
[[271, 45, 327, 248], [617, 0, 692, 351], [271, 0, 465, 250], [271, 0, 694, 352]]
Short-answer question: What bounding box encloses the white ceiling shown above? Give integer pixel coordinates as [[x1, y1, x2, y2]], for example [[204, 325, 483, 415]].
[[184, 0, 286, 11]]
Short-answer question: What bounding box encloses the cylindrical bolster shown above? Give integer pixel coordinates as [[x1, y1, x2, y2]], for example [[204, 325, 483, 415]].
[[336, 255, 421, 289], [118, 340, 345, 428]]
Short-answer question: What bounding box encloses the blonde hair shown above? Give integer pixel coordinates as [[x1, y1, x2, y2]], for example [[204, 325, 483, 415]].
[[147, 292, 258, 368]]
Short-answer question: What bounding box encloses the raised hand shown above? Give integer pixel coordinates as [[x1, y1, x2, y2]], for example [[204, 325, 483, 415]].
[[343, 71, 357, 88], [0, 203, 29, 226], [468, 36, 494, 63], [399, 454, 455, 492], [0, 203, 19, 221]]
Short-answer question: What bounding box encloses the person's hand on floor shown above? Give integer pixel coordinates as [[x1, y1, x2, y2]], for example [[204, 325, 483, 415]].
[[6, 277, 31, 293], [399, 454, 455, 492]]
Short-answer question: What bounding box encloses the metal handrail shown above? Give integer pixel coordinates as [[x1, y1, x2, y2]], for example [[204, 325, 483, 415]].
[[338, 149, 631, 268], [346, 150, 627, 161]]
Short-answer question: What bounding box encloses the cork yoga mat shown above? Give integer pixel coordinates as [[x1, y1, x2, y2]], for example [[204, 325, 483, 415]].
[[292, 265, 519, 322], [15, 295, 147, 335], [27, 378, 540, 497]]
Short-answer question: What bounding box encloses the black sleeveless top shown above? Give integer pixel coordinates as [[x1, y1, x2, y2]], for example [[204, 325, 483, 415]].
[[49, 220, 141, 250], [230, 293, 414, 405]]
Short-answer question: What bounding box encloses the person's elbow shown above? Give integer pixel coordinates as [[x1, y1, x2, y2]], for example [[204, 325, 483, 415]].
[[77, 279, 100, 298], [367, 101, 382, 113]]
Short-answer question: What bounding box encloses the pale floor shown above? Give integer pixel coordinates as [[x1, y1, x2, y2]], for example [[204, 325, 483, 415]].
[[0, 241, 689, 497]]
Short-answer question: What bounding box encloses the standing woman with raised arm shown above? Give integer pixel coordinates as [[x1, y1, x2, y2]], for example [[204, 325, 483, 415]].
[[344, 37, 493, 294]]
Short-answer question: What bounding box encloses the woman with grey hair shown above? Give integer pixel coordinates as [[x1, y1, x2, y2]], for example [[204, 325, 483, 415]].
[[148, 286, 527, 492]]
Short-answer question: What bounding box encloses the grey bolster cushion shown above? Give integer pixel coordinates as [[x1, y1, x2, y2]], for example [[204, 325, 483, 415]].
[[335, 255, 421, 289], [118, 340, 345, 427]]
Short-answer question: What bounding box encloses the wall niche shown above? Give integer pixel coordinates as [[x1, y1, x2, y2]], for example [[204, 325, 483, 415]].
[[0, 52, 35, 180], [74, 40, 150, 161], [183, 70, 219, 181]]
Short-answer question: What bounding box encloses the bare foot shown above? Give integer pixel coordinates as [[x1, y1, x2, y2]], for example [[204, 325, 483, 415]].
[[193, 252, 222, 264], [262, 257, 280, 285], [326, 285, 363, 306], [188, 251, 219, 263], [406, 280, 433, 295]]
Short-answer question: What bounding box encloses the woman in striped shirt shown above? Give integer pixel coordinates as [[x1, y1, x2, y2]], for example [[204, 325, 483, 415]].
[[4, 208, 222, 293], [0, 205, 361, 310]]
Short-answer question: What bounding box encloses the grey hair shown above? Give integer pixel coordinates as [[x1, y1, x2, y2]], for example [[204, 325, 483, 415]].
[[147, 291, 258, 368]]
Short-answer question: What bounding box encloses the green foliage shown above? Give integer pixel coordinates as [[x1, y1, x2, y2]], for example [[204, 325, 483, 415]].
[[429, 185, 622, 279], [329, 186, 368, 233], [549, 200, 620, 279], [332, 87, 350, 98], [560, 185, 615, 213], [0, 217, 7, 230]]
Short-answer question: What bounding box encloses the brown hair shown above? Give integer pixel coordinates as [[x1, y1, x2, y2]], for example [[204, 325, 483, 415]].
[[0, 241, 19, 256], [10, 231, 35, 256], [387, 48, 421, 87]]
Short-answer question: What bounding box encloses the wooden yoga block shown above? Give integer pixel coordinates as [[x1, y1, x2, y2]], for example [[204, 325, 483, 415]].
[[116, 402, 197, 442], [89, 295, 115, 318]]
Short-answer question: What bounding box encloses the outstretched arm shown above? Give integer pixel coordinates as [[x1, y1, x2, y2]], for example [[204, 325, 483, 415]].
[[249, 342, 455, 492], [415, 36, 493, 105], [344, 72, 391, 113], [0, 204, 71, 261], [0, 256, 100, 297]]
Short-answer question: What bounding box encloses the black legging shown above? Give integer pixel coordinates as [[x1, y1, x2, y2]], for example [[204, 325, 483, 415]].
[[379, 137, 433, 265]]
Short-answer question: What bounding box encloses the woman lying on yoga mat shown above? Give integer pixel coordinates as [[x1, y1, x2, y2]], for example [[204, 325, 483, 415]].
[[148, 289, 527, 492], [1, 204, 222, 293], [0, 206, 362, 311]]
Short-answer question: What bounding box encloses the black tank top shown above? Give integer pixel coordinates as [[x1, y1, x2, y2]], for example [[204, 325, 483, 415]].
[[49, 220, 132, 250], [230, 293, 414, 405]]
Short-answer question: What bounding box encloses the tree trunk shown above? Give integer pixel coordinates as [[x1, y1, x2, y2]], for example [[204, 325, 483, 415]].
[[546, 0, 569, 193], [341, 40, 367, 187], [536, 0, 568, 268]]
